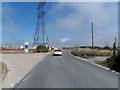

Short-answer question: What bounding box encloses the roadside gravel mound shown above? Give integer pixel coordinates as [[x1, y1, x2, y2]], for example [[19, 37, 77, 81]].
[[1, 62, 8, 79]]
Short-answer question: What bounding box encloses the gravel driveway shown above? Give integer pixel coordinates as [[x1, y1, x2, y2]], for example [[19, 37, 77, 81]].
[[2, 53, 49, 88]]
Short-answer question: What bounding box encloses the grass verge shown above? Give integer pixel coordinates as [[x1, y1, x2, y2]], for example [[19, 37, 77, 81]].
[[95, 56, 120, 73]]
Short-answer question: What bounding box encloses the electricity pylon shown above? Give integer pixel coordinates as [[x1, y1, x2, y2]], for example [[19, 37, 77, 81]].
[[33, 1, 48, 46]]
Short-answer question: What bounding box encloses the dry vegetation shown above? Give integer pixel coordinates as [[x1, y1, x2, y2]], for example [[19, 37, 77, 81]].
[[71, 48, 113, 58], [0, 49, 36, 54], [96, 55, 120, 72]]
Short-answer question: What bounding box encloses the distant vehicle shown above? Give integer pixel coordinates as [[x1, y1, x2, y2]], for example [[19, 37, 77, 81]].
[[53, 49, 62, 56]]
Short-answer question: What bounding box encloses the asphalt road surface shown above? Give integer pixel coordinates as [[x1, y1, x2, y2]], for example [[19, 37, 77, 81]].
[[15, 50, 118, 88]]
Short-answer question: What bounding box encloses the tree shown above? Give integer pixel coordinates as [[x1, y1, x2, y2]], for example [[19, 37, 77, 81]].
[[36, 45, 48, 53], [103, 46, 111, 50]]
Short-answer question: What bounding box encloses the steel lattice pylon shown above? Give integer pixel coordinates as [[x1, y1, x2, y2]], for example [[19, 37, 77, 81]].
[[33, 2, 48, 46]]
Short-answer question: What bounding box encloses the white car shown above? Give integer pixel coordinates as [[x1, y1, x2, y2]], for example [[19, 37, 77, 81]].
[[53, 49, 62, 56]]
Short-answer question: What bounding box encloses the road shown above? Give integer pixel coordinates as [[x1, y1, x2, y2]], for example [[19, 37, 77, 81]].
[[15, 50, 118, 88]]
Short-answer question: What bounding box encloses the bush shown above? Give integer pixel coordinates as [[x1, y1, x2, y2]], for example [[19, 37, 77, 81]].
[[110, 55, 120, 72], [36, 45, 48, 53], [71, 50, 92, 57], [96, 55, 120, 72], [106, 56, 116, 68], [102, 46, 112, 50]]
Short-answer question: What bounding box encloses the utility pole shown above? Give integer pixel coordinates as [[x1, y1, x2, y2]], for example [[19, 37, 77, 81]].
[[91, 22, 94, 56], [115, 37, 116, 45], [58, 42, 60, 49]]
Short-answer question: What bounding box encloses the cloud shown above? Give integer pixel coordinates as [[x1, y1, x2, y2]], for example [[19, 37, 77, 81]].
[[2, 3, 18, 32], [60, 37, 71, 43], [48, 2, 118, 47], [0, 2, 2, 46]]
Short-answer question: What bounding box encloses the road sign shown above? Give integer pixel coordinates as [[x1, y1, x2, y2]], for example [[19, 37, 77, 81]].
[[25, 42, 29, 53]]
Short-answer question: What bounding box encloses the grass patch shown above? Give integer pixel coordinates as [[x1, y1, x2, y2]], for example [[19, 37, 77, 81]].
[[95, 57, 115, 68], [95, 55, 120, 72], [95, 56, 116, 68], [95, 61, 109, 67]]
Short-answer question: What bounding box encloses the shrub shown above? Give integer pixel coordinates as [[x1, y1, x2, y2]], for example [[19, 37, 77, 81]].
[[36, 45, 48, 53], [96, 55, 120, 72], [102, 46, 112, 50], [71, 50, 92, 57], [110, 55, 120, 72]]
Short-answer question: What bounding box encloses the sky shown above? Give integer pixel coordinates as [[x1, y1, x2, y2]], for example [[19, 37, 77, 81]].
[[2, 2, 118, 47], [0, 2, 2, 46]]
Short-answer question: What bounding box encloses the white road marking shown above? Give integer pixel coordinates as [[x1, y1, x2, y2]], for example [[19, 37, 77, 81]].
[[10, 84, 15, 87]]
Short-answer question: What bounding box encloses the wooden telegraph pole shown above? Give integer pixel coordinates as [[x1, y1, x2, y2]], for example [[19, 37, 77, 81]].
[[91, 22, 94, 56]]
